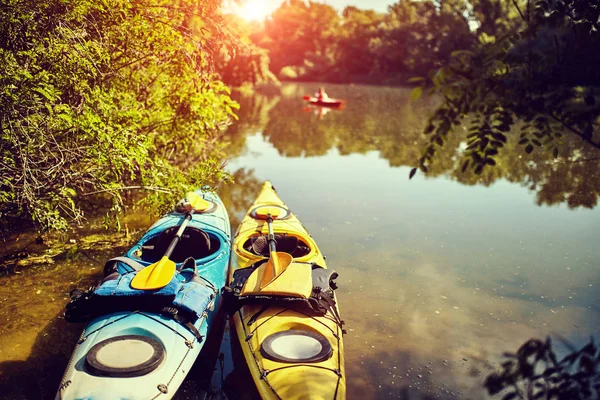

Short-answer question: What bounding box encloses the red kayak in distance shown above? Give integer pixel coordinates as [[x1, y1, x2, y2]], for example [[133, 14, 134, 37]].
[[302, 95, 344, 108]]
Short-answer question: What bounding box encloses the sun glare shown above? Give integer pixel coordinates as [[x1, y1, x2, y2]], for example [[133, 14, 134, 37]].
[[234, 0, 274, 21]]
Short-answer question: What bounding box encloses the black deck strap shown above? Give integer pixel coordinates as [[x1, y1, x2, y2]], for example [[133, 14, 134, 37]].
[[190, 275, 217, 293], [65, 287, 96, 322], [161, 306, 203, 342], [230, 263, 263, 294], [176, 257, 217, 295], [178, 256, 197, 273], [247, 304, 270, 326], [103, 256, 146, 276], [317, 291, 345, 331]]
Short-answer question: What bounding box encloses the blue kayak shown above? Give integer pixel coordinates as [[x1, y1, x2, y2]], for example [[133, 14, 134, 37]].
[[56, 189, 231, 399]]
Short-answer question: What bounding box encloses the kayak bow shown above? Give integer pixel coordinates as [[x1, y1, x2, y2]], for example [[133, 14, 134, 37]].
[[57, 189, 231, 400], [228, 181, 346, 400], [303, 96, 344, 107]]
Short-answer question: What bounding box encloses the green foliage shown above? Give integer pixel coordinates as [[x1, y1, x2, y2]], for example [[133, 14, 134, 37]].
[[215, 15, 278, 87], [279, 66, 299, 80], [251, 0, 340, 79], [485, 337, 600, 400], [0, 0, 240, 231], [250, 0, 477, 83], [412, 0, 600, 177]]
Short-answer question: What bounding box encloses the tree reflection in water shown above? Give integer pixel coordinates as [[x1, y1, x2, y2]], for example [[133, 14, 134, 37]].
[[485, 337, 600, 400], [227, 83, 600, 209], [221, 82, 599, 399]]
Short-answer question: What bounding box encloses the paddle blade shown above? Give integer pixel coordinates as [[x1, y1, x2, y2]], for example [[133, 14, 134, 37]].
[[130, 256, 176, 290], [186, 191, 212, 212], [254, 206, 281, 220], [260, 252, 293, 289]]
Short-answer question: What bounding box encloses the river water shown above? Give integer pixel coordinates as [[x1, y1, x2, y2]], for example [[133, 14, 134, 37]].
[[1, 82, 599, 399]]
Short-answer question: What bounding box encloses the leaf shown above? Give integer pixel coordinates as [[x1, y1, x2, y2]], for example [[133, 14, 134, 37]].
[[33, 87, 56, 101], [525, 144, 534, 154], [553, 148, 559, 158], [461, 159, 470, 173], [492, 133, 507, 143], [451, 50, 475, 58], [478, 32, 496, 44], [57, 113, 73, 124], [502, 392, 517, 400], [409, 168, 417, 180], [408, 77, 426, 83], [410, 87, 423, 101]]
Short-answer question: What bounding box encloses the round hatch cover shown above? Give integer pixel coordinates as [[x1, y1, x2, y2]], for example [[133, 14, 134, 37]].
[[260, 330, 332, 363], [86, 335, 165, 377]]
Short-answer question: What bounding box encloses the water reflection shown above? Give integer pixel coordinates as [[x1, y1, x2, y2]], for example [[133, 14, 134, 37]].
[[0, 246, 118, 398], [0, 83, 598, 400], [223, 83, 600, 399], [228, 83, 600, 209]]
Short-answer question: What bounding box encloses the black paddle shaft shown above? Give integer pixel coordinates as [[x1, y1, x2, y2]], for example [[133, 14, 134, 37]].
[[266, 214, 277, 254], [164, 211, 194, 258]]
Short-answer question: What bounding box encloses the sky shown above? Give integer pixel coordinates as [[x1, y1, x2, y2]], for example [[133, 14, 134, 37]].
[[313, 0, 395, 13], [228, 0, 397, 21]]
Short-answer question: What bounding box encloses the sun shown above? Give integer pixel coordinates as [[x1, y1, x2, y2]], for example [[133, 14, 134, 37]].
[[233, 0, 276, 21]]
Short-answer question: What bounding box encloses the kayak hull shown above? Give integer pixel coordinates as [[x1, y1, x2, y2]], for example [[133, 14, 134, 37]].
[[306, 97, 344, 107], [57, 189, 231, 400], [229, 182, 346, 400]]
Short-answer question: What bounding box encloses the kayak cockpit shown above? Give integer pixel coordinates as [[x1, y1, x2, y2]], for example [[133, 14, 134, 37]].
[[131, 227, 220, 264], [242, 233, 311, 258]]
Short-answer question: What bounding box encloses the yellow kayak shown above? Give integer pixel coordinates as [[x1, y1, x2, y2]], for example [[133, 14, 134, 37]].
[[227, 181, 346, 399]]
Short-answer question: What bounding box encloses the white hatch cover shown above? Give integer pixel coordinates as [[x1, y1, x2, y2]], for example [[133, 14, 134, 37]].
[[260, 330, 332, 363], [85, 335, 165, 377]]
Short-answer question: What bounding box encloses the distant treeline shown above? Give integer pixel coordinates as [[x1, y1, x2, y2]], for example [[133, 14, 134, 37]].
[[220, 0, 600, 179], [221, 0, 521, 85]]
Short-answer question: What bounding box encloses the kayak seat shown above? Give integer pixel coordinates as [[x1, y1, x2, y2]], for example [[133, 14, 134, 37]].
[[243, 234, 311, 258], [141, 227, 213, 263]]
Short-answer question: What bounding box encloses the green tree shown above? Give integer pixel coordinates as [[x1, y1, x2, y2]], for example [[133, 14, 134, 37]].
[[0, 0, 241, 232], [412, 0, 600, 177], [215, 15, 278, 86], [253, 0, 340, 78], [332, 7, 383, 79], [371, 0, 474, 79]]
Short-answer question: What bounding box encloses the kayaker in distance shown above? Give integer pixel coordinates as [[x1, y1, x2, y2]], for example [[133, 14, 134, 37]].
[[315, 87, 329, 101]]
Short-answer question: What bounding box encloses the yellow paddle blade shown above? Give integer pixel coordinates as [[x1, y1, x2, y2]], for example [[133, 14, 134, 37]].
[[186, 191, 211, 212], [130, 256, 176, 290], [260, 252, 293, 289], [254, 206, 281, 219]]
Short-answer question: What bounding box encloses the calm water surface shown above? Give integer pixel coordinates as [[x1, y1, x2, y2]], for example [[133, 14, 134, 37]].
[[1, 82, 598, 399]]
